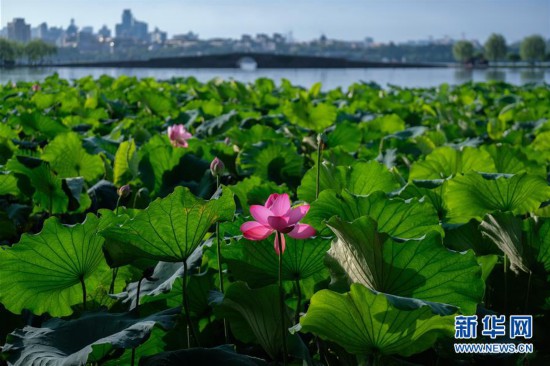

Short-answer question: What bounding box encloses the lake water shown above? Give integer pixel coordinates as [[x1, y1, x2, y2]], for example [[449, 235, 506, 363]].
[[1, 67, 549, 89]]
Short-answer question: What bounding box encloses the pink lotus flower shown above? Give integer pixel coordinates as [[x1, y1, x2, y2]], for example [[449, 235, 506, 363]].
[[167, 124, 192, 148], [240, 193, 315, 255], [31, 84, 41, 92]]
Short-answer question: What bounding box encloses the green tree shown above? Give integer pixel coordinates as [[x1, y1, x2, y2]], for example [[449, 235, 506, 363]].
[[453, 40, 474, 63], [484, 33, 507, 62], [0, 38, 17, 65], [24, 39, 57, 65], [520, 35, 546, 64], [507, 53, 521, 64]]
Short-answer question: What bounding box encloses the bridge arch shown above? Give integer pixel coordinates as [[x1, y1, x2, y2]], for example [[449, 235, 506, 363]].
[[237, 56, 258, 70]]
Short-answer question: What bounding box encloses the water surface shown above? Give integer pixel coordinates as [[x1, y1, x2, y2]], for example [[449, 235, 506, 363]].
[[1, 67, 548, 89]]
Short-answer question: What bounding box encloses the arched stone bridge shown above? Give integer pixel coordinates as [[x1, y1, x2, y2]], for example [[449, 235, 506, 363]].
[[58, 52, 440, 69]]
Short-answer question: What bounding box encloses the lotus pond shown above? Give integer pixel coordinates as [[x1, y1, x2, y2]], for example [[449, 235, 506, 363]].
[[0, 75, 549, 365]]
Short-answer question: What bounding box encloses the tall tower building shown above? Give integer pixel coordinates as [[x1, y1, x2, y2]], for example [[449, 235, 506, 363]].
[[7, 18, 31, 43]]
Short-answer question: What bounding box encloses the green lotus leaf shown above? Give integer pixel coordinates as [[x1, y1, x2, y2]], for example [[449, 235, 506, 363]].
[[367, 113, 406, 134], [112, 251, 207, 313], [41, 132, 104, 182], [297, 161, 348, 203], [214, 281, 303, 361], [326, 216, 483, 314], [141, 91, 175, 117], [529, 219, 550, 274], [326, 121, 362, 152], [101, 186, 235, 262], [347, 161, 401, 195], [6, 158, 69, 214], [1, 308, 179, 366], [444, 173, 550, 224], [297, 160, 399, 203], [283, 100, 337, 132], [229, 176, 289, 214], [104, 328, 166, 366], [226, 124, 281, 146], [140, 345, 267, 366], [138, 135, 188, 195], [410, 146, 495, 180], [223, 235, 331, 287], [195, 111, 238, 137], [299, 284, 454, 356], [113, 139, 139, 186], [0, 173, 18, 196], [0, 214, 111, 316], [304, 190, 442, 237], [443, 220, 498, 255], [236, 141, 304, 186], [481, 145, 546, 176], [16, 111, 69, 139], [398, 181, 446, 216]]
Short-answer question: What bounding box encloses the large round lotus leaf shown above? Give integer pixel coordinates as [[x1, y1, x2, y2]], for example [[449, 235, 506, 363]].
[[304, 190, 442, 237], [0, 214, 113, 317], [410, 146, 495, 180], [299, 284, 454, 357], [444, 172, 550, 224], [297, 160, 400, 203], [101, 186, 235, 263], [326, 216, 483, 314], [223, 235, 331, 287], [2, 308, 179, 366], [41, 132, 104, 182]]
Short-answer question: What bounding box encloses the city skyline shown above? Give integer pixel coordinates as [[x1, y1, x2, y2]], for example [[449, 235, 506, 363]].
[[1, 0, 549, 43]]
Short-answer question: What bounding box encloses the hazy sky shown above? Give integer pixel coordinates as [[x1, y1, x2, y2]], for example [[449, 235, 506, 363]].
[[1, 0, 549, 43]]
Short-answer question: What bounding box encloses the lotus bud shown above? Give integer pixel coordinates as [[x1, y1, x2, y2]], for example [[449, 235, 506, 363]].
[[210, 157, 225, 177], [117, 184, 131, 198]]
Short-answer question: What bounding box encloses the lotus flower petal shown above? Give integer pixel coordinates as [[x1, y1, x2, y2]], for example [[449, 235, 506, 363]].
[[270, 193, 291, 216], [250, 205, 273, 226], [288, 205, 310, 225], [288, 224, 316, 239], [274, 232, 286, 255], [240, 221, 273, 241]]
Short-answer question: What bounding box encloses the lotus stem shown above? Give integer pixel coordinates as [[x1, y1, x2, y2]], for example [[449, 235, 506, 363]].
[[115, 195, 122, 215], [503, 254, 508, 315], [109, 268, 118, 294], [130, 277, 145, 366], [135, 277, 144, 316], [182, 260, 200, 348], [524, 270, 532, 312], [294, 278, 302, 325], [277, 231, 288, 365], [216, 176, 229, 342], [315, 134, 322, 199], [80, 276, 87, 310]]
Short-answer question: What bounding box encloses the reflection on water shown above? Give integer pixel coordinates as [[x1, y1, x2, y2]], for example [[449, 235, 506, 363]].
[[0, 66, 548, 89], [520, 69, 546, 84], [454, 69, 473, 84], [485, 70, 506, 83]]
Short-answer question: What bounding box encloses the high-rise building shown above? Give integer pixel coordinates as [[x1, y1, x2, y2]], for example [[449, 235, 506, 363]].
[[115, 9, 148, 42], [98, 25, 112, 40], [7, 18, 31, 43], [65, 18, 79, 44]]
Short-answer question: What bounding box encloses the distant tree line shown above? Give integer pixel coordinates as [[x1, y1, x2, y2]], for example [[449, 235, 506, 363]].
[[453, 33, 549, 65], [0, 38, 57, 66]]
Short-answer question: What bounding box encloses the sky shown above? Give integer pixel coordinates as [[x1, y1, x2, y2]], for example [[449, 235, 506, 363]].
[[1, 0, 549, 43]]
